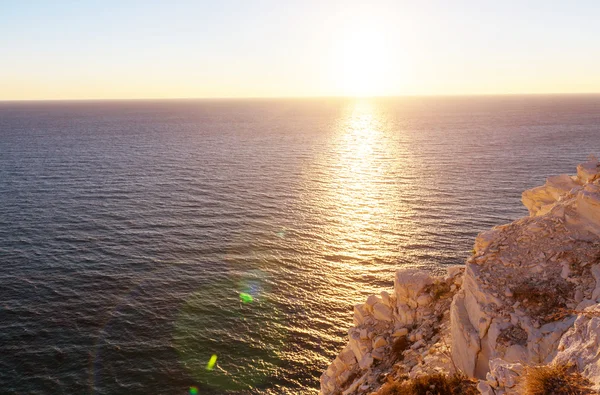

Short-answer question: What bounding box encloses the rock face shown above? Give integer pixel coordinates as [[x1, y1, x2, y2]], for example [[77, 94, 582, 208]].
[[320, 158, 600, 395], [320, 266, 464, 395], [554, 305, 600, 392]]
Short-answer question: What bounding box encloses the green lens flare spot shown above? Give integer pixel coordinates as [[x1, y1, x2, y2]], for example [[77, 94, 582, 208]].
[[189, 386, 199, 395], [239, 292, 253, 303], [173, 273, 283, 391], [206, 354, 218, 371]]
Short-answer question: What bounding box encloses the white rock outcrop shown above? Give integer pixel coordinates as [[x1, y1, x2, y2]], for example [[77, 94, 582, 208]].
[[321, 158, 600, 395], [553, 305, 600, 392], [320, 266, 464, 395]]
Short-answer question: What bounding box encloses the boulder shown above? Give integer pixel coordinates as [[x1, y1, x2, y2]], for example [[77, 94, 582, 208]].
[[394, 268, 433, 305], [372, 303, 393, 322], [372, 336, 387, 349], [392, 328, 408, 337]]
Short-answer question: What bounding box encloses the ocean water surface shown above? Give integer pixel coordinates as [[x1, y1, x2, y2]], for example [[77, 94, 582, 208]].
[[1, 96, 600, 394]]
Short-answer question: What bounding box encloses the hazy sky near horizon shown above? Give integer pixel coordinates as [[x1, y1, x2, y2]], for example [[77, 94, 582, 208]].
[[2, 0, 600, 100]]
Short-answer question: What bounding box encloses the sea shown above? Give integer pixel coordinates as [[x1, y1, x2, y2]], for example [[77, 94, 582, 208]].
[[1, 96, 600, 394]]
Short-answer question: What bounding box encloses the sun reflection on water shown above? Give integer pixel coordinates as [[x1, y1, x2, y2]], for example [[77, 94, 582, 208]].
[[322, 99, 411, 268]]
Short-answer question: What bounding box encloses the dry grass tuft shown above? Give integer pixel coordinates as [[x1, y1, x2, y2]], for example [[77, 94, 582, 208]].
[[377, 380, 404, 395], [521, 363, 595, 395], [377, 373, 478, 395]]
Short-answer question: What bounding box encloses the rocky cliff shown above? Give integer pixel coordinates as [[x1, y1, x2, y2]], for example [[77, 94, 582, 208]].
[[320, 157, 600, 395]]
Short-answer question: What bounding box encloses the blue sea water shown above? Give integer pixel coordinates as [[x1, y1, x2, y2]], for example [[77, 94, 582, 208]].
[[1, 96, 600, 394]]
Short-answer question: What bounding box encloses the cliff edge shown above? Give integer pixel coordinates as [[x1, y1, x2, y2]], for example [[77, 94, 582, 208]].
[[320, 157, 600, 395]]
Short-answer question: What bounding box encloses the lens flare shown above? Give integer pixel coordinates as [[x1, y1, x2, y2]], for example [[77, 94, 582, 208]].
[[173, 269, 284, 391], [238, 271, 263, 302], [189, 386, 199, 395], [206, 354, 218, 371], [239, 292, 254, 303]]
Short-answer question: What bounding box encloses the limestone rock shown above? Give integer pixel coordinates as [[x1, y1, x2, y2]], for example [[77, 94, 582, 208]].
[[451, 160, 600, 380], [371, 348, 385, 360], [553, 304, 600, 391], [577, 156, 600, 183], [575, 183, 600, 230], [354, 304, 369, 326], [477, 380, 493, 395], [366, 295, 380, 309], [342, 373, 367, 395], [372, 336, 387, 349], [451, 290, 481, 377], [394, 268, 433, 305], [372, 302, 393, 322], [480, 358, 525, 394], [522, 174, 580, 216], [380, 290, 391, 306], [349, 334, 372, 362], [392, 328, 408, 337], [358, 353, 374, 370]]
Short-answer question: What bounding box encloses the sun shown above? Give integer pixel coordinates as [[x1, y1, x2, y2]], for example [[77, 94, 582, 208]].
[[332, 26, 391, 97]]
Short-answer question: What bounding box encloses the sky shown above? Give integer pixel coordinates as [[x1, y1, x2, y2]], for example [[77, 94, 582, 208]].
[[1, 0, 600, 100]]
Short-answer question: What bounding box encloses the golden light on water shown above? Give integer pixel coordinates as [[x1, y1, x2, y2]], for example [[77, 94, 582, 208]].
[[335, 102, 391, 256], [171, 100, 420, 392], [308, 99, 414, 273]]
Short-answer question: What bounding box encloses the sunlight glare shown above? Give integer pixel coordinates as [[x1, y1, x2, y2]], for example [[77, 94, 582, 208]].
[[333, 27, 391, 97]]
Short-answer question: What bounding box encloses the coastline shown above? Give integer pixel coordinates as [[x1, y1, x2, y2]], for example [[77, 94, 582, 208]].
[[321, 157, 600, 394]]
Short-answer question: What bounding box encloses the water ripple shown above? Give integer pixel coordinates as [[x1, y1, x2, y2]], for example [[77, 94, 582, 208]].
[[1, 96, 600, 394]]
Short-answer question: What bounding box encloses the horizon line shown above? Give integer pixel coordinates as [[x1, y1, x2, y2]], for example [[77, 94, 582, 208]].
[[2, 92, 600, 103]]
